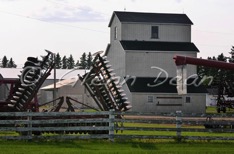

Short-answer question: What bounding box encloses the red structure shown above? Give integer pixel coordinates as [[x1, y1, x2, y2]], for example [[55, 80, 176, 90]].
[[0, 52, 131, 135], [174, 55, 234, 70], [174, 55, 234, 113], [0, 79, 39, 112], [0, 50, 54, 112]]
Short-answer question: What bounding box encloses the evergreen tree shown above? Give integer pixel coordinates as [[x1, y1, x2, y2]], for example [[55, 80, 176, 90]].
[[2, 56, 8, 68], [217, 53, 226, 62], [8, 58, 17, 68], [208, 54, 226, 87], [226, 46, 234, 87], [55, 53, 62, 69], [62, 56, 67, 69], [229, 46, 234, 63], [75, 60, 79, 67], [79, 52, 87, 69], [86, 52, 93, 69], [216, 53, 227, 83], [197, 53, 229, 87], [67, 54, 75, 69]]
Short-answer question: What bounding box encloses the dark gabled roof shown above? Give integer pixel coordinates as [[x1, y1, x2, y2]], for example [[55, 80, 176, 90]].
[[109, 11, 193, 27], [120, 41, 199, 52], [126, 77, 207, 93]]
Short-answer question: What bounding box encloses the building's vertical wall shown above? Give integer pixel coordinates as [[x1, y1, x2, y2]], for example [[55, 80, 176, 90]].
[[107, 14, 126, 77], [131, 93, 206, 113], [131, 93, 183, 113], [106, 12, 206, 114], [182, 94, 206, 113], [38, 90, 54, 107], [106, 43, 125, 77], [159, 24, 191, 42], [125, 51, 197, 78], [38, 79, 59, 105], [121, 23, 191, 42], [110, 14, 122, 42], [39, 80, 97, 109]]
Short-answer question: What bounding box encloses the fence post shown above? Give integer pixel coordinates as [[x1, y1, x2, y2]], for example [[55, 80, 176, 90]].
[[109, 109, 115, 142], [176, 110, 182, 142], [27, 110, 32, 140]]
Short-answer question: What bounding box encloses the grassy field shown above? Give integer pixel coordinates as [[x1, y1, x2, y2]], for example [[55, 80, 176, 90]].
[[1, 107, 234, 153], [1, 122, 234, 154], [120, 122, 234, 138], [0, 140, 234, 154], [206, 106, 234, 114]]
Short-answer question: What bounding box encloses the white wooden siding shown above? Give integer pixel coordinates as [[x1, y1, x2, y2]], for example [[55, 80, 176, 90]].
[[40, 80, 97, 108], [121, 23, 191, 42], [125, 51, 197, 77], [107, 14, 205, 114], [131, 93, 206, 113], [110, 14, 122, 42], [108, 14, 126, 77], [106, 42, 126, 77]]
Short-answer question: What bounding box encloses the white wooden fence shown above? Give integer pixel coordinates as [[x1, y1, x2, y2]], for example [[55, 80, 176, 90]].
[[0, 111, 234, 141]]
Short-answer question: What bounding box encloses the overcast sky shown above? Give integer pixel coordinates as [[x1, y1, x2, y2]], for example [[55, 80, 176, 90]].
[[0, 0, 233, 67]]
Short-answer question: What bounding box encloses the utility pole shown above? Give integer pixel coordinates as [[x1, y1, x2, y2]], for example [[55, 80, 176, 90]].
[[53, 53, 56, 105]]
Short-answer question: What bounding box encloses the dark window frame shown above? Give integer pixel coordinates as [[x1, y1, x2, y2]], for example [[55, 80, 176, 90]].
[[151, 26, 159, 39], [185, 97, 191, 103]]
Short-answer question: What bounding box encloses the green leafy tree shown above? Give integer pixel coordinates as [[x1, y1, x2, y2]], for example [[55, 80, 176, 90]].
[[67, 54, 75, 69], [211, 54, 226, 87], [197, 57, 214, 76], [79, 52, 87, 69], [62, 56, 67, 69], [197, 56, 217, 86]]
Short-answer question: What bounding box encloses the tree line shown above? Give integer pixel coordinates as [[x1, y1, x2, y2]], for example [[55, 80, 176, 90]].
[[54, 52, 93, 69], [197, 46, 234, 100], [197, 46, 234, 112], [0, 56, 17, 68], [1, 52, 93, 69], [197, 46, 234, 87]]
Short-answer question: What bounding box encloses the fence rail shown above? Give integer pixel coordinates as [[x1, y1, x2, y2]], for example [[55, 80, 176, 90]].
[[0, 111, 234, 141]]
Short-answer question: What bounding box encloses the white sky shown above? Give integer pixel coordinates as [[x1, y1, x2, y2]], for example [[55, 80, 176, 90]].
[[0, 0, 233, 68]]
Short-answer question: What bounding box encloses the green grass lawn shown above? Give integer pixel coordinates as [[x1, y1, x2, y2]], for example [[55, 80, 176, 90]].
[[0, 140, 234, 154], [206, 106, 234, 114], [1, 108, 234, 153], [120, 122, 234, 137], [1, 122, 234, 154]]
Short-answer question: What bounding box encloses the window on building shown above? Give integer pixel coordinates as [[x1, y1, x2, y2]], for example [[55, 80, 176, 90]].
[[151, 26, 159, 39], [147, 96, 154, 103], [185, 97, 191, 103], [114, 26, 118, 40]]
